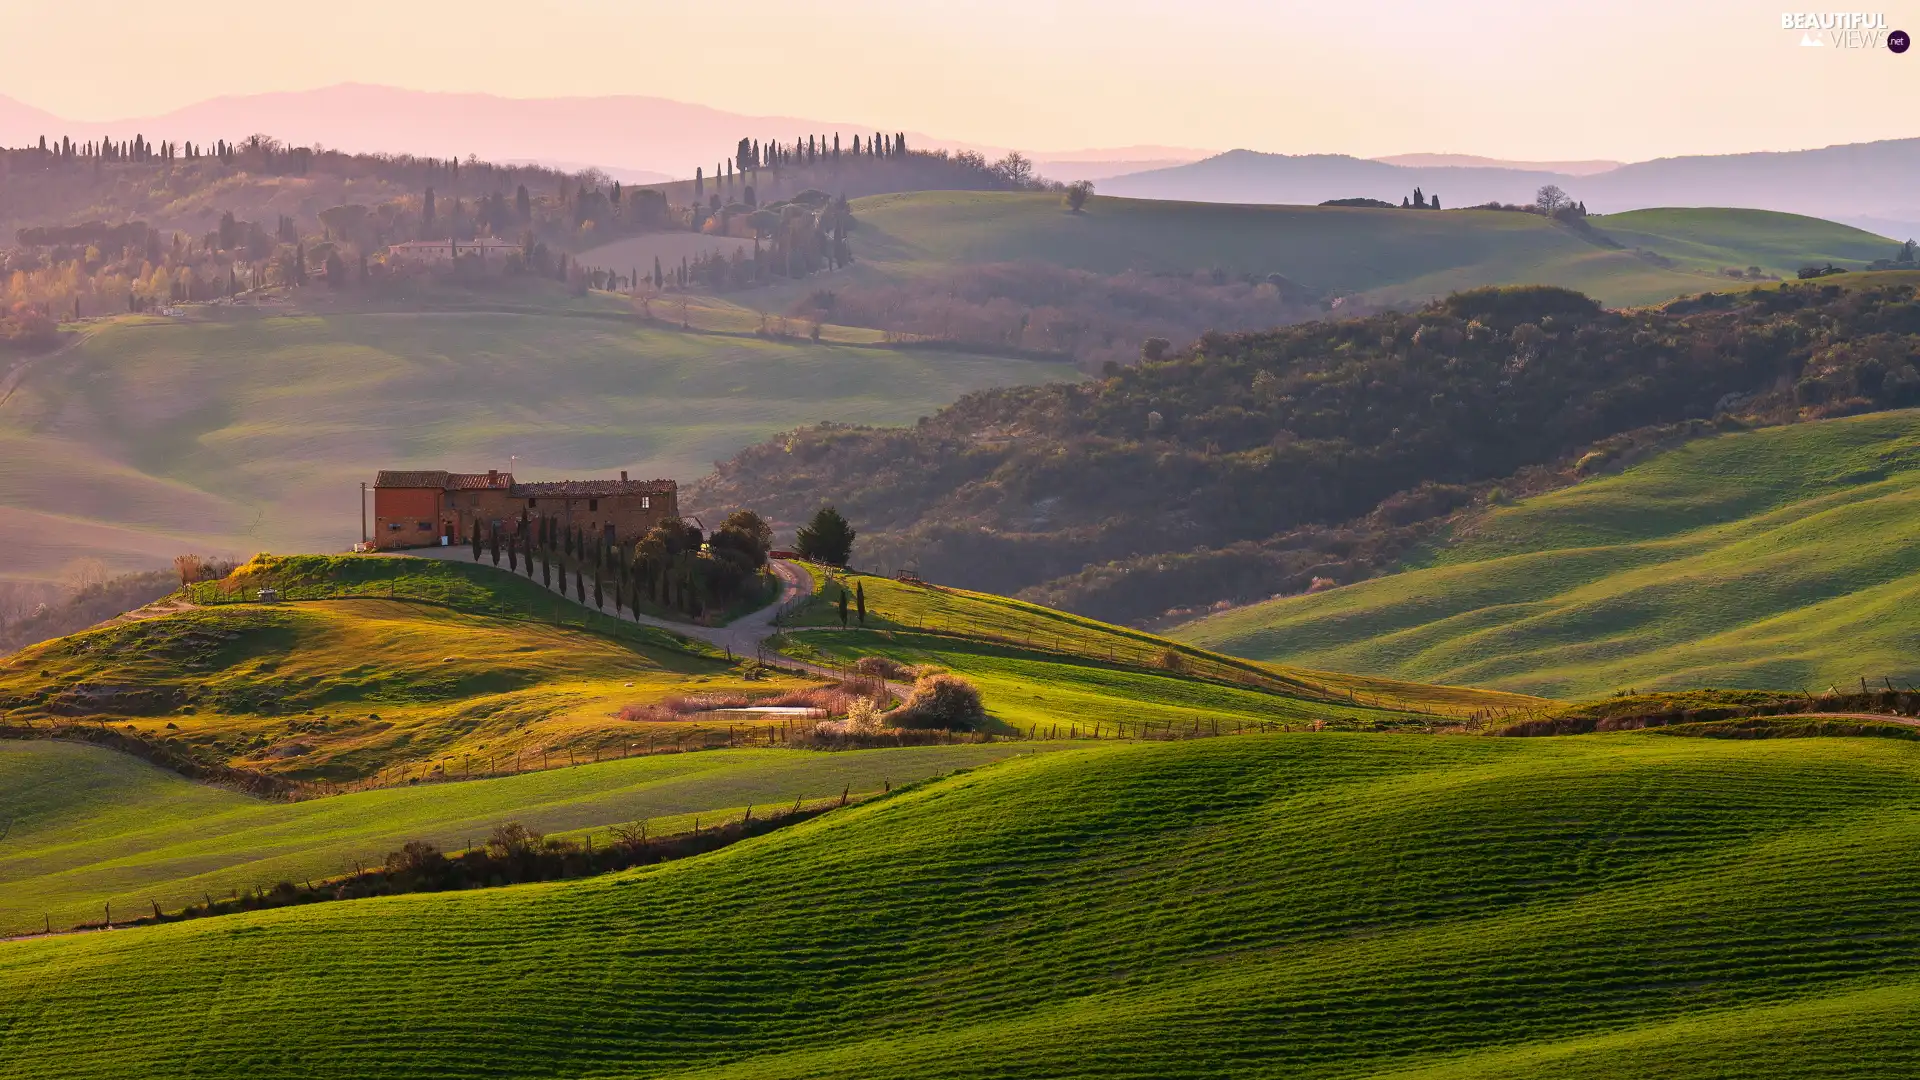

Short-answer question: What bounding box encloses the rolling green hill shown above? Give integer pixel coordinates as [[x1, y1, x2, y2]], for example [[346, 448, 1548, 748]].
[[0, 305, 1075, 582], [0, 738, 1055, 937], [847, 192, 1895, 306], [0, 555, 802, 780], [1176, 409, 1920, 698], [779, 565, 1538, 723], [4, 732, 1920, 1078], [0, 548, 1528, 935]]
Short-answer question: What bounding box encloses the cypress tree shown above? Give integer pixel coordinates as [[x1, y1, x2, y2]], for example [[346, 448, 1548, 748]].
[[490, 524, 501, 566], [594, 567, 604, 610], [837, 589, 849, 627], [471, 523, 483, 561], [542, 547, 552, 589], [507, 538, 518, 573], [856, 581, 866, 625], [575, 564, 586, 603]]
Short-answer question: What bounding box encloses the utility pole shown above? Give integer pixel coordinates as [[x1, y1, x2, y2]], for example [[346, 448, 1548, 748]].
[[360, 481, 367, 544]]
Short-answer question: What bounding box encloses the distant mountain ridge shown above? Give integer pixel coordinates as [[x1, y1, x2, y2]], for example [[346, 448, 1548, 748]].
[[1373, 154, 1624, 176], [1106, 140, 1920, 234]]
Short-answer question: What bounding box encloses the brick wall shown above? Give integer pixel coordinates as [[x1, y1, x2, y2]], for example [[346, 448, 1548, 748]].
[[458, 490, 680, 547], [375, 481, 681, 551], [371, 487, 446, 550]]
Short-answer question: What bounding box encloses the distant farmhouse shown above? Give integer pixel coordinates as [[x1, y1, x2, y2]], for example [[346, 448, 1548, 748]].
[[371, 469, 677, 550], [385, 237, 518, 267]]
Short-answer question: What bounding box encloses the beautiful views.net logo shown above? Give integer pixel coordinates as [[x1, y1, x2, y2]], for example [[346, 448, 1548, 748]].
[[1780, 11, 1909, 49]]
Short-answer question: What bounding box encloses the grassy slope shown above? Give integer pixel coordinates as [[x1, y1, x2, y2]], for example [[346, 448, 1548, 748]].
[[0, 305, 1074, 580], [847, 192, 1893, 307], [1598, 207, 1897, 275], [0, 555, 797, 779], [0, 738, 1059, 936], [3, 733, 1919, 1078], [781, 567, 1538, 725], [1177, 410, 1920, 697]]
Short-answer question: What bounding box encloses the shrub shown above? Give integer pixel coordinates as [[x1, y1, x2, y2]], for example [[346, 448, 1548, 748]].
[[1153, 647, 1187, 673], [854, 655, 916, 680], [384, 840, 444, 874], [894, 673, 987, 730], [843, 697, 885, 733], [487, 822, 539, 858], [1441, 285, 1601, 322]]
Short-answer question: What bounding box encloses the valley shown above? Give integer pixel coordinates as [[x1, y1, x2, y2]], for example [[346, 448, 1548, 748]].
[[0, 301, 1073, 580]]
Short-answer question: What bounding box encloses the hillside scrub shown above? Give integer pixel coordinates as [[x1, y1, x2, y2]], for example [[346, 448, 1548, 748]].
[[694, 280, 1920, 623]]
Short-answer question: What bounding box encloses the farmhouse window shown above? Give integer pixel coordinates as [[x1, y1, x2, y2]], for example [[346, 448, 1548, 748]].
[[417, 521, 433, 531], [589, 499, 599, 511], [527, 498, 537, 508], [388, 522, 402, 531], [641, 496, 650, 509]]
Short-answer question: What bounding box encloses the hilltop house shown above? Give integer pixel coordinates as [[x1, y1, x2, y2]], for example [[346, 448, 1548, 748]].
[[370, 469, 677, 550], [385, 237, 518, 266]]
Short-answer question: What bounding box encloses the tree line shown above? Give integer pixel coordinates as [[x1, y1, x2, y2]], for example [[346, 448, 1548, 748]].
[[473, 509, 778, 620]]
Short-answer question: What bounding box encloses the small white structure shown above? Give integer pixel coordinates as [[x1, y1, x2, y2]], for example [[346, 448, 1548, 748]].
[[386, 237, 518, 265]]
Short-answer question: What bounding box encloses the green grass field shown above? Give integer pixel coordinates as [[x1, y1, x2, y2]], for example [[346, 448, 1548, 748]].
[[4, 732, 1919, 1078], [783, 566, 1538, 723], [1177, 409, 1920, 698], [846, 192, 1895, 307], [0, 738, 1061, 937], [0, 306, 1075, 581], [0, 555, 810, 780]]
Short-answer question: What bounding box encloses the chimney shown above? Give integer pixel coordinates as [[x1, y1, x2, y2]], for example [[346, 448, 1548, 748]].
[[620, 470, 628, 481], [488, 469, 498, 480]]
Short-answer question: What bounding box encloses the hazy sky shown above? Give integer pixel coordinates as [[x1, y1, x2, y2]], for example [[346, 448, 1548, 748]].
[[5, 0, 1917, 160]]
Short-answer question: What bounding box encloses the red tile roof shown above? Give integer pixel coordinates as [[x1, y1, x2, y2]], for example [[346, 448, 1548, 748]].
[[374, 470, 673, 497], [373, 470, 451, 489], [446, 472, 515, 490], [513, 479, 676, 497]]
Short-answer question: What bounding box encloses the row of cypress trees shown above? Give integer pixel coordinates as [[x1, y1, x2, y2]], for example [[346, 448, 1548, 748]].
[[470, 510, 773, 620]]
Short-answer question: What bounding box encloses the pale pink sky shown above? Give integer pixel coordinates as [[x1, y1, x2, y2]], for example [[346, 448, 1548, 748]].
[[5, 0, 1917, 160]]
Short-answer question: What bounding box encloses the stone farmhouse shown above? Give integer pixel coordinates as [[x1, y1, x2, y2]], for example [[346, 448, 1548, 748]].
[[370, 469, 677, 550], [385, 237, 518, 264]]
